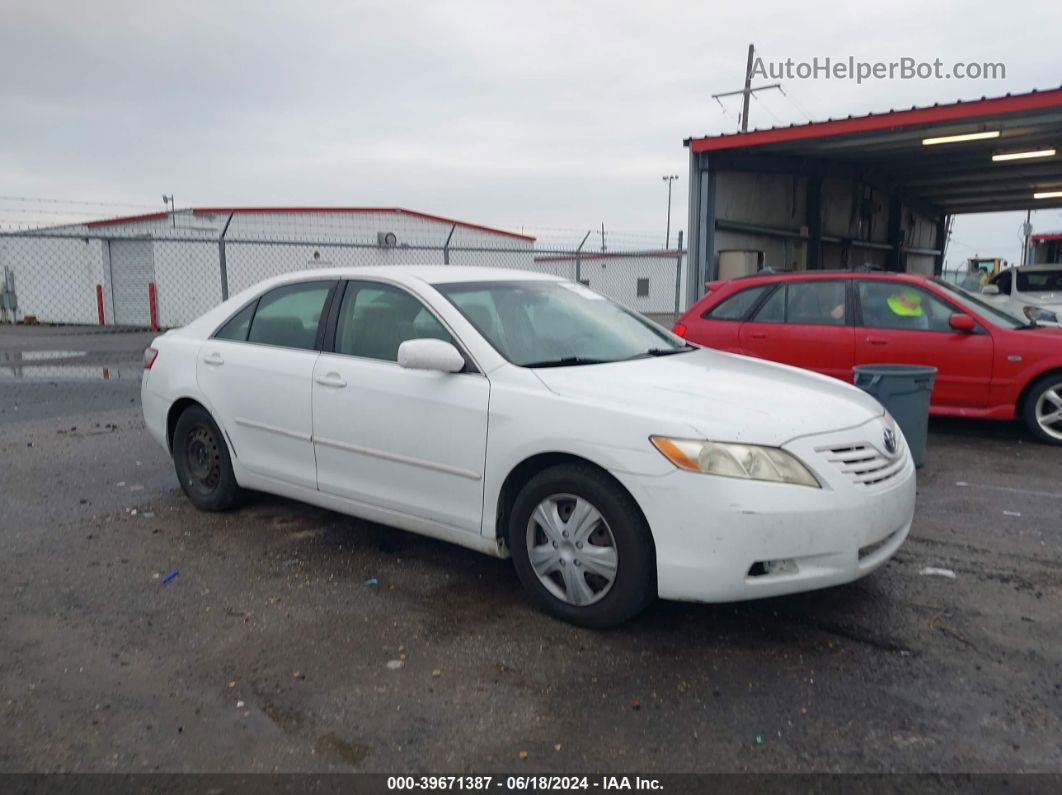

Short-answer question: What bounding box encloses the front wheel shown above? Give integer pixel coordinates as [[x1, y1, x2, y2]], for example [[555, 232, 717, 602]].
[[508, 464, 656, 628], [1023, 375, 1062, 445], [172, 405, 245, 511]]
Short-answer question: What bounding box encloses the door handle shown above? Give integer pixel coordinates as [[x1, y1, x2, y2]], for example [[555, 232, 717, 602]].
[[202, 352, 224, 366], [315, 373, 347, 388], [750, 332, 768, 339], [865, 337, 888, 346]]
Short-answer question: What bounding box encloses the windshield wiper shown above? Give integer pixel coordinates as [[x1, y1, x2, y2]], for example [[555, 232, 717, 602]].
[[624, 345, 698, 360], [522, 356, 613, 368]]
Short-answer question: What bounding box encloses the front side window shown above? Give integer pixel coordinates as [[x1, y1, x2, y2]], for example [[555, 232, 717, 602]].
[[335, 281, 453, 362], [857, 281, 955, 332], [992, 270, 1012, 294], [436, 280, 689, 367], [246, 281, 333, 350], [749, 280, 847, 326]]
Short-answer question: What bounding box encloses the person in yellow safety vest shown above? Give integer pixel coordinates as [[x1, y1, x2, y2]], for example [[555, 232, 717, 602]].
[[886, 288, 929, 329]]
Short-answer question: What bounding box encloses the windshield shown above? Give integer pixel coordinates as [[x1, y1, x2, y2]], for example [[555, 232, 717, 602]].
[[1017, 269, 1062, 293], [435, 280, 692, 367], [930, 278, 1030, 329]]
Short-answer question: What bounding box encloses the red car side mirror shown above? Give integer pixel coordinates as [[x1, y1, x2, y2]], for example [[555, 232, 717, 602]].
[[949, 313, 977, 333]]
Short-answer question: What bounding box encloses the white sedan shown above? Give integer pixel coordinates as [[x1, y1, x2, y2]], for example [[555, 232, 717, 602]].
[[142, 266, 916, 627]]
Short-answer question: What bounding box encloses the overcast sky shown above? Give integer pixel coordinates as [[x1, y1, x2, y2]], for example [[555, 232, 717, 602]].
[[2, 0, 1060, 259]]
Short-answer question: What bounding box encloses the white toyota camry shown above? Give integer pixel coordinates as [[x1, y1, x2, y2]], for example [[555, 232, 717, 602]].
[[142, 266, 916, 627]]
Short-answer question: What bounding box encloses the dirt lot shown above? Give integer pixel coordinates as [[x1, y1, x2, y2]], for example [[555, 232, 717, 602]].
[[0, 326, 1060, 774]]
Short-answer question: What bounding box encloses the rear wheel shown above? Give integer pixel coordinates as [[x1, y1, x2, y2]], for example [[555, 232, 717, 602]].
[[508, 464, 655, 628], [1023, 375, 1062, 445], [172, 405, 244, 511]]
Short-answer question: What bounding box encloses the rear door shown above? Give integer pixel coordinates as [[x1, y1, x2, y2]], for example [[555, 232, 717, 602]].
[[196, 280, 336, 489], [853, 280, 993, 409], [738, 279, 855, 379], [683, 283, 772, 353]]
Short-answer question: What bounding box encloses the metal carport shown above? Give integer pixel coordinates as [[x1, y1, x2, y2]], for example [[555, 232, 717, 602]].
[[683, 87, 1062, 306]]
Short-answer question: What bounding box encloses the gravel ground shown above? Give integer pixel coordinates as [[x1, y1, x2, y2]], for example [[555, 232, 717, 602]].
[[0, 326, 1060, 774]]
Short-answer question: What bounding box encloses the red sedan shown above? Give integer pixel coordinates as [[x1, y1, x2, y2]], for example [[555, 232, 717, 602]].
[[673, 271, 1062, 445]]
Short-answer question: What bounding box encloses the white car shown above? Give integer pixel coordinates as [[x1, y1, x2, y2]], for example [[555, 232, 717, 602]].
[[981, 264, 1062, 327], [141, 266, 916, 627]]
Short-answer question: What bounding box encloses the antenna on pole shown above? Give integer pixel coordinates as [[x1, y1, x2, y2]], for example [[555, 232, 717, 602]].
[[711, 44, 781, 132]]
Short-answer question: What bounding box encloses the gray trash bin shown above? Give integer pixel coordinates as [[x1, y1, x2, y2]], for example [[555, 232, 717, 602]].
[[852, 364, 937, 468]]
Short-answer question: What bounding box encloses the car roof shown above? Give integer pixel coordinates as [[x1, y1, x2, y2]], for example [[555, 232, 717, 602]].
[[1012, 263, 1062, 272], [718, 270, 934, 287], [258, 265, 565, 289]]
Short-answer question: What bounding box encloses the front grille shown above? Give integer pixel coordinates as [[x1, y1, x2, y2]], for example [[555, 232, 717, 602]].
[[815, 437, 906, 487]]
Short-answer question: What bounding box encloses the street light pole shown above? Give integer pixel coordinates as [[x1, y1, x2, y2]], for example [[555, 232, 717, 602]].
[[662, 175, 679, 248]]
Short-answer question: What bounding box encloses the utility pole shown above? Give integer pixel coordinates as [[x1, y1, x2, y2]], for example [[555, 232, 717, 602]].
[[162, 194, 175, 227], [1022, 210, 1032, 266], [662, 175, 679, 248], [600, 222, 606, 253], [711, 44, 781, 132]]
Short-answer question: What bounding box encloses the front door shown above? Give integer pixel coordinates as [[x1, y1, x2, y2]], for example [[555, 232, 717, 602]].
[[312, 280, 490, 534], [853, 280, 994, 409]]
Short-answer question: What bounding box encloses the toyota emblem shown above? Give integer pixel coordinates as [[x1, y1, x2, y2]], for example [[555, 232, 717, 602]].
[[883, 428, 897, 456]]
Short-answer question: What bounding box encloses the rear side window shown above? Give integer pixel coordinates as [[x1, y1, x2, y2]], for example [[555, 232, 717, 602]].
[[246, 281, 333, 350], [750, 280, 847, 326], [703, 285, 769, 320], [214, 302, 256, 341]]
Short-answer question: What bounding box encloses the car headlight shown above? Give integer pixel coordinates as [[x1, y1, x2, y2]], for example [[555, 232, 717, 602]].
[[650, 436, 821, 488], [1023, 306, 1060, 324]]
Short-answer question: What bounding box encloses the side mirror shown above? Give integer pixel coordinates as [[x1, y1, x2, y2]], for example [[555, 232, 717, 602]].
[[949, 313, 977, 333], [980, 284, 1000, 296], [397, 338, 465, 373]]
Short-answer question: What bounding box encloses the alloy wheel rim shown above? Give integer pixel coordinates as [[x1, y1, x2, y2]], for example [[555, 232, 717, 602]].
[[1035, 386, 1062, 441], [525, 493, 617, 607], [185, 425, 222, 492]]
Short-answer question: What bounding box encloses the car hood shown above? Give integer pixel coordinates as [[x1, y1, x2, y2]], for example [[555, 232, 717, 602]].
[[532, 348, 884, 446]]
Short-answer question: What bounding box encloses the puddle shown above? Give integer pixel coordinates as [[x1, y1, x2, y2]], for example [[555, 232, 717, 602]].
[[0, 350, 88, 362], [0, 350, 139, 380]]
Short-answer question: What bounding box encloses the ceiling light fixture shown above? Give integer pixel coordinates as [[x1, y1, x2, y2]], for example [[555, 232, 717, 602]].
[[1033, 190, 1062, 199], [992, 148, 1056, 162], [922, 131, 1000, 146]]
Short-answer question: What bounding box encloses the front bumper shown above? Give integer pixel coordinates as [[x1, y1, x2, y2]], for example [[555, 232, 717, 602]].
[[618, 416, 916, 603]]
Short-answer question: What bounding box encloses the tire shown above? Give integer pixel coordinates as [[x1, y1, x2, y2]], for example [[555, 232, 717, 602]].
[[508, 463, 656, 628], [172, 404, 245, 511], [1022, 374, 1062, 446]]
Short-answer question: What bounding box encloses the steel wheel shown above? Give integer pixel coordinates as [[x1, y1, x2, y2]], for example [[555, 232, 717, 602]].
[[525, 493, 618, 607], [184, 424, 222, 494], [1035, 386, 1062, 442]]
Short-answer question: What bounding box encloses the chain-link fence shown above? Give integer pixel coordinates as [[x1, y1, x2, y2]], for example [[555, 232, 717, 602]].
[[0, 229, 686, 331]]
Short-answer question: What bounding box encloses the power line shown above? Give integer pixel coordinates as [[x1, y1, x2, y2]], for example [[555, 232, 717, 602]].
[[0, 195, 159, 209], [777, 86, 815, 123]]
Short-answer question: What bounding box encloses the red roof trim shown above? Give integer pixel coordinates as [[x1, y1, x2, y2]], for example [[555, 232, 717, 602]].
[[190, 207, 536, 241], [85, 211, 168, 227], [81, 206, 535, 241], [534, 249, 684, 263], [1031, 233, 1062, 242], [689, 87, 1062, 153]]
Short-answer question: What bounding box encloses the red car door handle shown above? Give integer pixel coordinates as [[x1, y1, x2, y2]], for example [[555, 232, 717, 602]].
[[750, 332, 768, 339], [865, 337, 888, 346]]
